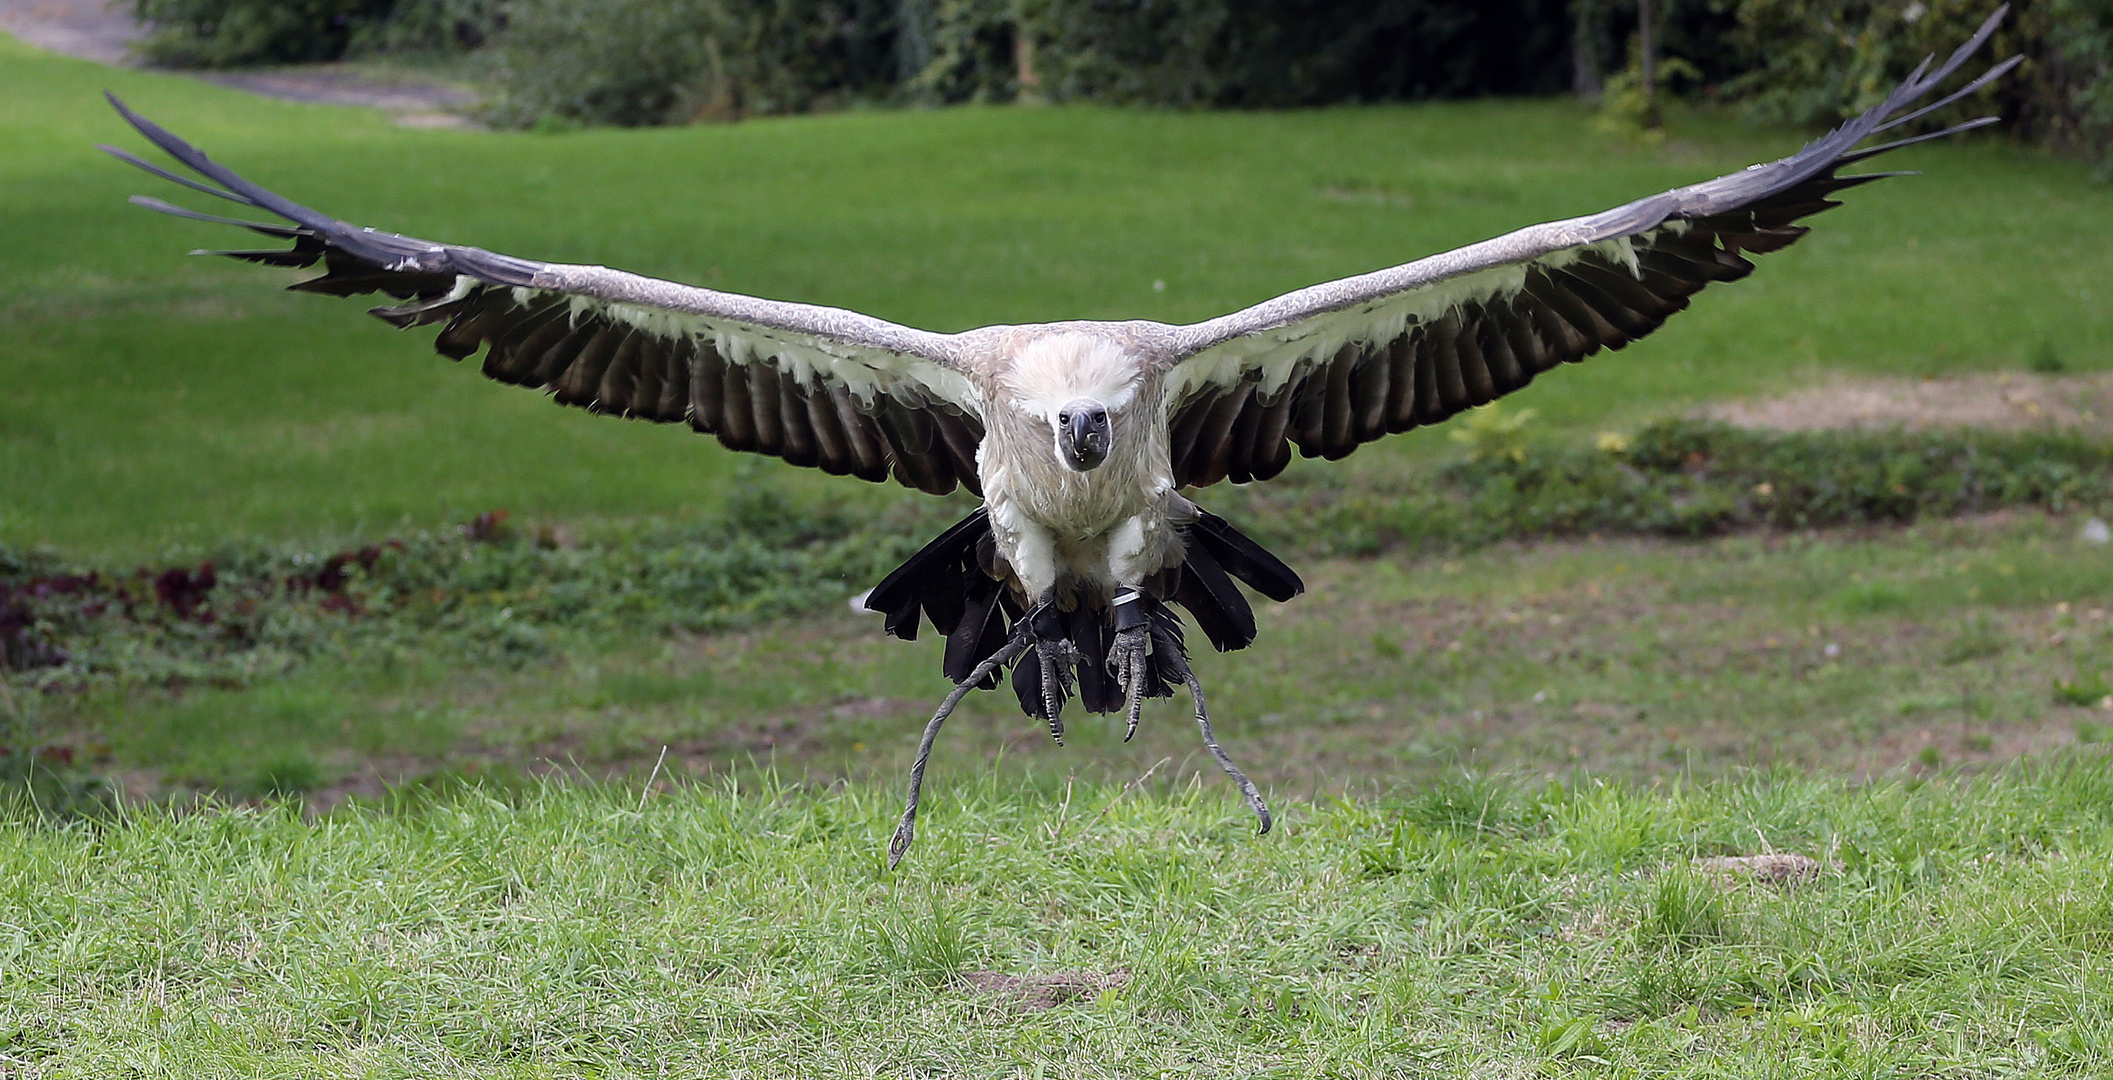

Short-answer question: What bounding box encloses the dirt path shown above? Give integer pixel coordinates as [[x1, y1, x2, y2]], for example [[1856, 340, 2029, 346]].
[[0, 0, 476, 124], [1706, 371, 2113, 434], [0, 0, 134, 64]]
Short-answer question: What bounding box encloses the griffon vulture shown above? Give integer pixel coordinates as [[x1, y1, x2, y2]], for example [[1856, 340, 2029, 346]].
[[102, 10, 2017, 862]]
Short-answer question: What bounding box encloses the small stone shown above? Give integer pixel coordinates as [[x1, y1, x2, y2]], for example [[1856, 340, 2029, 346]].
[[2082, 518, 2110, 544]]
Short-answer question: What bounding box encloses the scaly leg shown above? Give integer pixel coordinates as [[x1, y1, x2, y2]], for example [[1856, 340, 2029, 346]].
[[1175, 660, 1271, 835], [1106, 587, 1152, 741], [888, 626, 1034, 868]]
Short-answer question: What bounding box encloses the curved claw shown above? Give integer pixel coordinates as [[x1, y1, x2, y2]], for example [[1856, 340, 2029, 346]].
[[1108, 625, 1150, 742], [1039, 643, 1066, 745]]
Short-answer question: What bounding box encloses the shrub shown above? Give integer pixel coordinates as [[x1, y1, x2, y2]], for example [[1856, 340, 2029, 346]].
[[1721, 0, 2113, 170], [1021, 0, 1575, 109], [0, 482, 952, 694], [130, 0, 395, 67], [351, 0, 508, 53], [1726, 0, 2022, 131], [487, 0, 899, 127], [1215, 418, 2113, 556]]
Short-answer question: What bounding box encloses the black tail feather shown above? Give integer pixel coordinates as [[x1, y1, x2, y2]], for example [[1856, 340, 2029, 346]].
[[874, 506, 1293, 717], [943, 576, 1014, 688], [1175, 539, 1257, 652], [1065, 604, 1120, 714], [1190, 510, 1304, 603], [867, 508, 988, 641]]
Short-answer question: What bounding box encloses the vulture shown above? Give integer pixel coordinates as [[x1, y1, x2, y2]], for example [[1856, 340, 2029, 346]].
[[104, 11, 2016, 862]]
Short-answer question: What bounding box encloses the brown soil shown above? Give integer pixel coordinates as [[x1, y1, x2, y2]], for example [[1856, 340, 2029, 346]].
[[198, 64, 476, 121], [960, 970, 1127, 1011], [0, 0, 134, 65], [1704, 372, 2113, 434], [1692, 853, 1825, 885]]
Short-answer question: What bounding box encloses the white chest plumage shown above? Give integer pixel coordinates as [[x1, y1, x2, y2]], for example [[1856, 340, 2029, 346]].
[[977, 333, 1177, 600]]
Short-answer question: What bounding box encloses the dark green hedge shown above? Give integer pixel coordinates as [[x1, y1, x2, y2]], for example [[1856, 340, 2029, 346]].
[[130, 0, 397, 67], [105, 0, 2113, 173]]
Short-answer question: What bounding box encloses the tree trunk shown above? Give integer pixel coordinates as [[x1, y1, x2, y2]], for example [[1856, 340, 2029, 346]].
[[1638, 0, 1660, 129], [1571, 1, 1602, 101], [1014, 24, 1041, 103]]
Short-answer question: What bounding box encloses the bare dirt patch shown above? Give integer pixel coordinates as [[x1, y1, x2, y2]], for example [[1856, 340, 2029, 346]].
[[0, 0, 136, 65], [1704, 372, 2113, 434], [198, 64, 478, 122], [1693, 853, 1826, 885], [961, 969, 1127, 1011]]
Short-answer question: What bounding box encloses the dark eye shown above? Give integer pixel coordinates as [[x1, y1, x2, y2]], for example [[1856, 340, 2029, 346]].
[[1058, 411, 1072, 424]]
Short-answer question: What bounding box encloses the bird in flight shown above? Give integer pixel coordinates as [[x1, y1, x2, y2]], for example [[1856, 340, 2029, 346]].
[[105, 11, 2014, 863]]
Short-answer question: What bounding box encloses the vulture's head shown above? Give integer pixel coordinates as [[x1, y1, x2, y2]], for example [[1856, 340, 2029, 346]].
[[1005, 333, 1143, 473]]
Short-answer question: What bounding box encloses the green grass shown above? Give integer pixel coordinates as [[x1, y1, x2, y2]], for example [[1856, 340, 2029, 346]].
[[5, 38, 2112, 557], [2, 757, 2109, 1076]]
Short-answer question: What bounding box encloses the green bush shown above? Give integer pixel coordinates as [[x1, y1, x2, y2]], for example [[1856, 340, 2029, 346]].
[[483, 0, 1582, 127], [1017, 0, 1575, 109], [117, 0, 2113, 177], [0, 482, 951, 694], [130, 0, 395, 67], [1726, 0, 2021, 130], [1720, 0, 2113, 169], [1215, 417, 2113, 556], [488, 0, 899, 127], [351, 0, 507, 53]]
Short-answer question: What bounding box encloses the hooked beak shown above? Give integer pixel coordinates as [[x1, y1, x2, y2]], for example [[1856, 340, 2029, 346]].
[[1058, 401, 1111, 472]]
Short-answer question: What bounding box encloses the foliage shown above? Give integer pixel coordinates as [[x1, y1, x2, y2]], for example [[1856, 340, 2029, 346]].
[[129, 0, 395, 67], [900, 0, 1019, 104], [1595, 46, 1704, 136], [0, 482, 951, 694], [1222, 418, 2113, 558], [478, 0, 1583, 125], [1725, 0, 2019, 130], [486, 0, 899, 127], [351, 0, 508, 53], [1573, 0, 1750, 97], [2054, 671, 2111, 705], [2044, 0, 2113, 177], [113, 0, 2113, 176], [1014, 0, 1576, 109], [1447, 404, 1541, 464], [1721, 0, 2113, 169]]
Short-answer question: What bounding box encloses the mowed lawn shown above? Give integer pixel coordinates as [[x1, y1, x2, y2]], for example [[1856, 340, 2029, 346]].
[[6, 38, 2113, 558]]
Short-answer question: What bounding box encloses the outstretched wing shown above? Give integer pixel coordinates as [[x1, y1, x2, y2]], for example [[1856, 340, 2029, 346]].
[[1156, 8, 2017, 490], [103, 95, 987, 496]]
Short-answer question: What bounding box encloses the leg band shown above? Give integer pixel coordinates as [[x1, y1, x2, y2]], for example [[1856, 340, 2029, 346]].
[[1112, 587, 1148, 632]]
